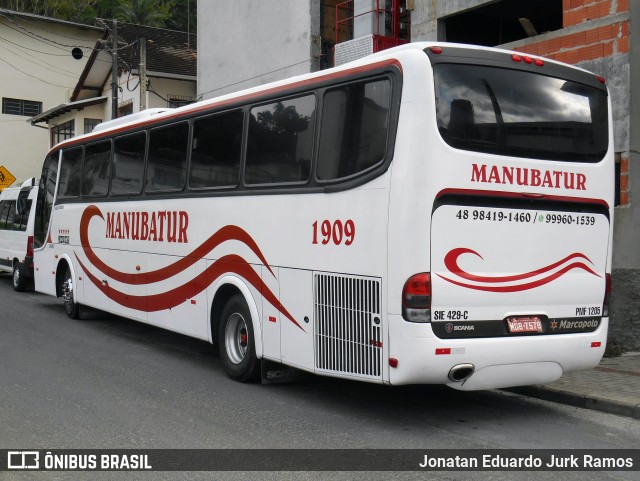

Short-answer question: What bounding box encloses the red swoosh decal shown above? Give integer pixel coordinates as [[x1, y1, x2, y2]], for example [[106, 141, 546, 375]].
[[76, 253, 304, 331], [438, 248, 601, 292], [80, 205, 274, 284], [444, 248, 594, 283]]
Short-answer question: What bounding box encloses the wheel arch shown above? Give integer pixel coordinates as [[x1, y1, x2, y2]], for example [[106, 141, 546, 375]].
[[55, 254, 77, 300], [209, 275, 263, 360]]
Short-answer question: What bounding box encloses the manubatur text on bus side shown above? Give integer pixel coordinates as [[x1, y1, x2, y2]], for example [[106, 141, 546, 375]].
[[105, 211, 189, 243], [471, 163, 587, 190]]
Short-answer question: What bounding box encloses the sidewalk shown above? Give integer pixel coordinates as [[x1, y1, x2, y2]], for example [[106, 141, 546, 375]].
[[509, 352, 640, 419]]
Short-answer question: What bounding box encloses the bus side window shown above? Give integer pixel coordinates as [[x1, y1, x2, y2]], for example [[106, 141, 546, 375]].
[[58, 147, 83, 199], [112, 133, 146, 195], [245, 95, 316, 185], [317, 78, 391, 181], [82, 140, 111, 197], [146, 122, 189, 193], [189, 110, 243, 189]]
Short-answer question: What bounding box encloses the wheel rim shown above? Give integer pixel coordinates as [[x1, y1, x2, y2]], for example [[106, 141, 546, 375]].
[[13, 267, 19, 287], [224, 312, 248, 365], [62, 275, 74, 313]]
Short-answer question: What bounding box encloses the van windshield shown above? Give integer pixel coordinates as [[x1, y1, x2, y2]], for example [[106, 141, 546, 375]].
[[433, 64, 608, 163]]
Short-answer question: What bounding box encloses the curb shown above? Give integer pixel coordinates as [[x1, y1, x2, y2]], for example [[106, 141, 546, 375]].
[[506, 386, 640, 420]]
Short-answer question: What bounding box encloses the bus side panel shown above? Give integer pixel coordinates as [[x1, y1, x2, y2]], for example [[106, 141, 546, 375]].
[[146, 253, 207, 339], [261, 265, 281, 362], [279, 268, 314, 371]]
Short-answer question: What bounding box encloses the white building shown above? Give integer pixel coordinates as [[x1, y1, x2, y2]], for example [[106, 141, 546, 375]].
[[29, 22, 197, 148], [0, 9, 103, 187]]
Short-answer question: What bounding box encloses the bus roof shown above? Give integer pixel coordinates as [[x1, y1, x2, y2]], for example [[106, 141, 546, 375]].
[[48, 41, 604, 154]]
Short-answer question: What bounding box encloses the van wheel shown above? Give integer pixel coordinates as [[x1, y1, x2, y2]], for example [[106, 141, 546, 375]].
[[12, 264, 28, 292], [61, 266, 81, 319], [218, 294, 260, 382]]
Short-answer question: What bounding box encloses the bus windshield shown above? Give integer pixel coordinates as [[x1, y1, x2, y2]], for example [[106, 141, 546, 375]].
[[434, 64, 609, 163]]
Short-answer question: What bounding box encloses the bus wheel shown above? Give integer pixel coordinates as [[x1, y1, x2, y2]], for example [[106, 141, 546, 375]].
[[12, 264, 28, 292], [61, 266, 81, 319], [219, 294, 260, 382]]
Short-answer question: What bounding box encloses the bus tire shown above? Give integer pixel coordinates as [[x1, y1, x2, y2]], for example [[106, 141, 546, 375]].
[[61, 265, 81, 319], [218, 294, 260, 382], [12, 263, 28, 292]]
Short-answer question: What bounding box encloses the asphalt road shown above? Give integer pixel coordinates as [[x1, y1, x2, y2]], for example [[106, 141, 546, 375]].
[[1, 273, 639, 481]]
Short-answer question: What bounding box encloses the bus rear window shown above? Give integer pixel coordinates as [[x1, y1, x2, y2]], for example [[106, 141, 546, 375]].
[[434, 64, 608, 163]]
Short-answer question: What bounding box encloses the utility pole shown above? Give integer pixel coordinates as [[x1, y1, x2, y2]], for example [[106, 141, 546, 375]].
[[111, 19, 119, 120], [139, 38, 147, 110]]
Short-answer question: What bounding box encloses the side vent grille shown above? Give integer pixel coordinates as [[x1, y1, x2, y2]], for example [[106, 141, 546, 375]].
[[314, 273, 382, 379]]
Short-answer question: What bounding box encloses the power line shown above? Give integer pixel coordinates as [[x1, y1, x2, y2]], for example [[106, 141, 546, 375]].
[[199, 58, 312, 97], [0, 52, 74, 88], [0, 32, 75, 56], [0, 36, 83, 78], [1, 10, 105, 43], [0, 12, 96, 49]]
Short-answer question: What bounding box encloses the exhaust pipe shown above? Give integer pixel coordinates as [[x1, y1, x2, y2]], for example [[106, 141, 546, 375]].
[[448, 363, 475, 383]]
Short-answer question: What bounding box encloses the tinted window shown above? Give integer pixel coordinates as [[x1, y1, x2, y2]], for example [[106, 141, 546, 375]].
[[5, 200, 15, 228], [433, 64, 609, 162], [13, 199, 32, 231], [317, 79, 391, 181], [246, 95, 316, 185], [82, 141, 111, 197], [146, 122, 189, 192], [112, 133, 145, 195], [0, 201, 9, 229], [190, 110, 243, 189], [34, 154, 58, 248], [58, 147, 82, 198]]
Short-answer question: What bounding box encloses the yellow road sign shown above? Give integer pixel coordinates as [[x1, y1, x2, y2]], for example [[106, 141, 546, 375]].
[[0, 165, 16, 191]]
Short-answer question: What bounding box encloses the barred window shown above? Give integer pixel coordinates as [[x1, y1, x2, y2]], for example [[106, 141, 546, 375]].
[[51, 120, 75, 146], [84, 118, 102, 134], [2, 97, 42, 117]]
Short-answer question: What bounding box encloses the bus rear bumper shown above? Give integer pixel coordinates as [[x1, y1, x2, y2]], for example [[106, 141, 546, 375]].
[[387, 314, 608, 390]]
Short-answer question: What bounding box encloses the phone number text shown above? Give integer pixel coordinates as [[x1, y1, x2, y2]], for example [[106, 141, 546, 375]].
[[455, 209, 596, 226]]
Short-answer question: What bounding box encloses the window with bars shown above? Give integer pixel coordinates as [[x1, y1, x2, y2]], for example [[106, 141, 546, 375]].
[[84, 118, 102, 134], [2, 97, 42, 117], [168, 95, 195, 108], [51, 120, 75, 146]]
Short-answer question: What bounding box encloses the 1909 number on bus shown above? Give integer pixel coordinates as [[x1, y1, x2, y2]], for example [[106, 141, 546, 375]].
[[312, 220, 355, 245]]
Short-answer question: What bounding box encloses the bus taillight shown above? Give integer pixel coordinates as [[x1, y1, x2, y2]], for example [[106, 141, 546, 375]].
[[402, 273, 431, 322], [26, 235, 34, 258], [603, 273, 612, 317]]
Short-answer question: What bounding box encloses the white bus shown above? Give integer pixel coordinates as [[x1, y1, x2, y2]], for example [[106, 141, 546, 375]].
[[0, 178, 38, 291], [32, 42, 613, 390]]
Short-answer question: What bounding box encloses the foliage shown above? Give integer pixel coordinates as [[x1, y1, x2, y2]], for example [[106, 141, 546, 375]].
[[114, 0, 170, 28], [0, 0, 196, 31]]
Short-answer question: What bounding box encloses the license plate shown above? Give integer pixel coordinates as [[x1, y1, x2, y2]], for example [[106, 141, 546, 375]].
[[507, 316, 542, 333]]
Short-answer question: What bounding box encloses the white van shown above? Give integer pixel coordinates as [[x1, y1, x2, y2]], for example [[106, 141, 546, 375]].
[[0, 178, 38, 291]]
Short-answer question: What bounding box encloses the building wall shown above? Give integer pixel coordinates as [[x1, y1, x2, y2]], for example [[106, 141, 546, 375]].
[[198, 0, 318, 100], [410, 0, 639, 349], [46, 75, 197, 142], [47, 104, 108, 143], [0, 14, 101, 186], [95, 73, 197, 122], [145, 77, 197, 108]]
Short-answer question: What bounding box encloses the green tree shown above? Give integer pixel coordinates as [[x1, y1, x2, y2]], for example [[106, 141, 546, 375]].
[[0, 0, 197, 30], [114, 0, 171, 27], [165, 0, 196, 33]]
